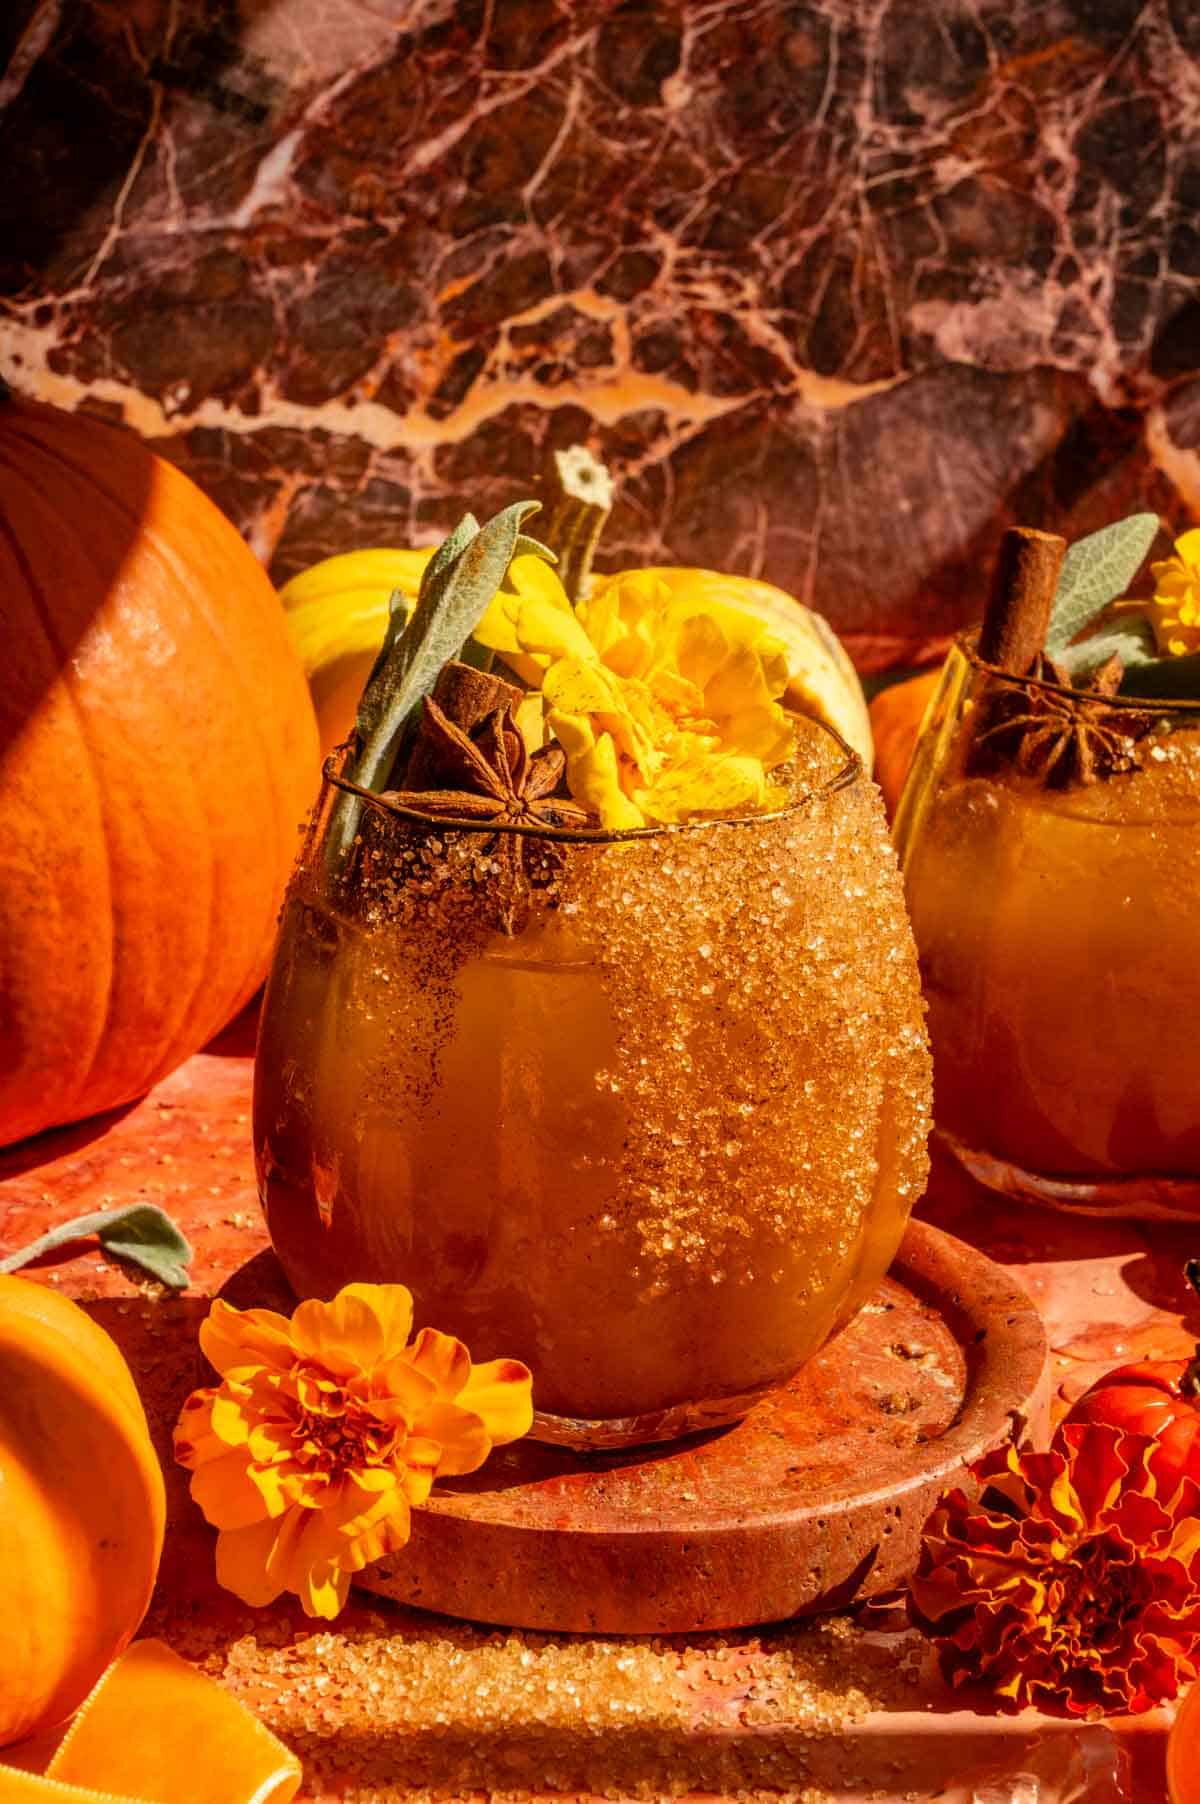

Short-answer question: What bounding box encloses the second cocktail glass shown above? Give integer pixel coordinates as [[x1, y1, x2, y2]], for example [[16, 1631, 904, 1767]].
[[895, 634, 1200, 1218]]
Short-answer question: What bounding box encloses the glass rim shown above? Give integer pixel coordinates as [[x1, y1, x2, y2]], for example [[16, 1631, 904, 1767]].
[[957, 628, 1200, 716], [322, 717, 863, 845]]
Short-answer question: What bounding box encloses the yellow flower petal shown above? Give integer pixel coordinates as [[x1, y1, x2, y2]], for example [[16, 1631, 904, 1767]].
[[199, 1300, 295, 1379], [292, 1283, 414, 1375], [401, 1433, 445, 1474], [531, 581, 796, 826], [409, 1401, 493, 1477], [635, 750, 767, 824], [299, 1561, 352, 1621], [210, 1383, 254, 1448], [455, 1357, 536, 1448], [248, 1457, 318, 1517], [215, 1517, 288, 1608], [401, 1464, 436, 1508], [190, 1447, 274, 1530], [1150, 530, 1200, 656], [402, 1325, 472, 1400], [475, 557, 592, 684], [546, 724, 646, 829], [507, 551, 574, 607], [339, 1486, 414, 1569], [173, 1388, 226, 1468], [371, 1352, 439, 1421]]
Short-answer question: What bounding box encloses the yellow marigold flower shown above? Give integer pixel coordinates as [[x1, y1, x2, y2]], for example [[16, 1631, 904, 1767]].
[[174, 1284, 533, 1620], [474, 553, 593, 685], [483, 568, 795, 829], [1150, 527, 1200, 657]]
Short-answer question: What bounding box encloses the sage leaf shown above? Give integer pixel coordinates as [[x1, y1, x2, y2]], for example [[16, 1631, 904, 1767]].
[[1120, 650, 1200, 699], [1045, 514, 1161, 654], [420, 512, 480, 608], [1061, 617, 1158, 682], [355, 588, 414, 743], [357, 500, 545, 790], [0, 1203, 192, 1289], [326, 501, 552, 870]]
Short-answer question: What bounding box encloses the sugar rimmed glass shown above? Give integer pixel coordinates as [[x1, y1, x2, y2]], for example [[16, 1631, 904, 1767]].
[[895, 634, 1200, 1219], [254, 716, 931, 1448]]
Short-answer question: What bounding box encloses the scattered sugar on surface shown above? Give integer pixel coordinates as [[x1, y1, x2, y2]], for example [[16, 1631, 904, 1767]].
[[160, 1601, 926, 1802]]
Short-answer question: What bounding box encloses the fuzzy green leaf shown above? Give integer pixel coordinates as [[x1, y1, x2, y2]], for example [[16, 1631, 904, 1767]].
[[1119, 650, 1200, 699], [361, 500, 543, 776], [1045, 515, 1161, 654], [421, 512, 479, 605], [1061, 617, 1158, 681], [355, 587, 414, 742], [326, 501, 551, 867], [512, 532, 556, 564], [0, 1203, 192, 1289]]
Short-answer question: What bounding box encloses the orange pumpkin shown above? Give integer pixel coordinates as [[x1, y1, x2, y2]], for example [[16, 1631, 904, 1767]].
[[868, 668, 942, 819], [0, 1274, 165, 1746], [0, 394, 318, 1146]]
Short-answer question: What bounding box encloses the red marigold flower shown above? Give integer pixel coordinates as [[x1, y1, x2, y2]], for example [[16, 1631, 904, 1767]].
[[909, 1423, 1200, 1716]]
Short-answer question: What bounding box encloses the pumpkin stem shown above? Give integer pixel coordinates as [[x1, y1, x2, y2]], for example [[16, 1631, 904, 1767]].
[[539, 445, 614, 604]]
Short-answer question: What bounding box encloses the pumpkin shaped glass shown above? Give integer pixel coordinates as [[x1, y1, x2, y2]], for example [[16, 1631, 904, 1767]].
[[255, 717, 931, 1448], [895, 636, 1200, 1219]]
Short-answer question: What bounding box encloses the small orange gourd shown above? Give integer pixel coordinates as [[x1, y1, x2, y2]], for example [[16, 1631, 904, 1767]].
[[868, 668, 941, 818], [0, 1275, 166, 1747]]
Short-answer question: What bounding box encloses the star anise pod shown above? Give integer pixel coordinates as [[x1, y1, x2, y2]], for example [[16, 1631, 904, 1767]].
[[969, 653, 1150, 787], [381, 696, 587, 829], [378, 697, 588, 935]]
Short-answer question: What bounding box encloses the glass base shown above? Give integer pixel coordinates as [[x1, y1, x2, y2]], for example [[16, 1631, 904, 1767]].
[[530, 1382, 775, 1451], [940, 1129, 1200, 1222]]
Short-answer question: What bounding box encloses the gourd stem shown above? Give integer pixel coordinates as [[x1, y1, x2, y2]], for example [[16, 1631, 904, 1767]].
[[540, 445, 614, 603]]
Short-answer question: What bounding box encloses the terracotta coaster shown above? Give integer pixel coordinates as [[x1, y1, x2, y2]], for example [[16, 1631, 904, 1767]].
[[223, 1219, 1047, 1635]]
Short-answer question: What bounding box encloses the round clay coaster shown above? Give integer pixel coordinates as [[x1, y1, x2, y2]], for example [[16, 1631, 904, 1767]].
[[225, 1217, 1048, 1635]]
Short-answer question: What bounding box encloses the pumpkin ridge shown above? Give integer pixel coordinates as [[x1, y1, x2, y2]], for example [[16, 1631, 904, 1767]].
[[0, 443, 237, 1111], [0, 489, 118, 1119], [0, 396, 317, 1143], [0, 447, 235, 1107], [3, 419, 286, 1081], [15, 422, 299, 995], [3, 419, 293, 879]]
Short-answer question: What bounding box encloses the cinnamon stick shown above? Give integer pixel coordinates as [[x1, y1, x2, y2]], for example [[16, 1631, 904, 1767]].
[[978, 527, 1066, 675], [402, 660, 522, 789]]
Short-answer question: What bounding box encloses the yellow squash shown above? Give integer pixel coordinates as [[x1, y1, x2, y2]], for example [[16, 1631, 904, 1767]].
[[281, 550, 873, 769]]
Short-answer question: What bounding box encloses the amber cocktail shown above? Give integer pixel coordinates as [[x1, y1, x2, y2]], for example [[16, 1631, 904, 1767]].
[[255, 717, 931, 1447], [896, 638, 1200, 1217]]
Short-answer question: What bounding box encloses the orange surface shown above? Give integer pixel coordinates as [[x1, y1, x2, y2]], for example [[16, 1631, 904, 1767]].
[[0, 1001, 1193, 1801]]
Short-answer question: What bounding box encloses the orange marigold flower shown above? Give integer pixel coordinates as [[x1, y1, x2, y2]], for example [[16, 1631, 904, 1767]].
[[909, 1424, 1200, 1717], [174, 1283, 533, 1620]]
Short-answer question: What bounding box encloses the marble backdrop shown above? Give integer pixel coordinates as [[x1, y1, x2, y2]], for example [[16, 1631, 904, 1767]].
[[1, 0, 1197, 667]]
